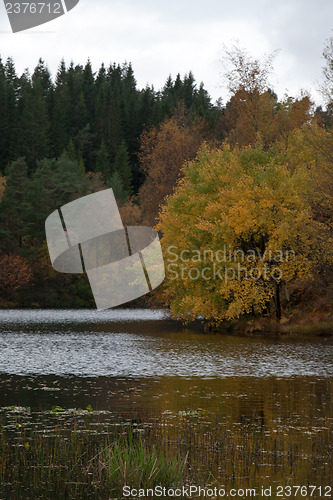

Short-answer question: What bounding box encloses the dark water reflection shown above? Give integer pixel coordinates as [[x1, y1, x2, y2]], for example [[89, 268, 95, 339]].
[[0, 308, 332, 429], [1, 373, 332, 426]]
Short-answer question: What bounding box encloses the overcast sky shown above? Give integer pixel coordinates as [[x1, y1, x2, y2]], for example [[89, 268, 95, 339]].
[[0, 0, 332, 106]]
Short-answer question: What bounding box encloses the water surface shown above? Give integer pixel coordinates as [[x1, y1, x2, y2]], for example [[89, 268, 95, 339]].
[[0, 309, 332, 378], [0, 309, 332, 497]]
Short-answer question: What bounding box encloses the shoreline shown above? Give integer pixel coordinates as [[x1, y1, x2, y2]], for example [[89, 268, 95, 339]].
[[0, 306, 332, 337], [227, 318, 333, 337]]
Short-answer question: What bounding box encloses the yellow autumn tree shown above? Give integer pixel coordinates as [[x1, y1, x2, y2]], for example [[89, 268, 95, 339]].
[[282, 123, 333, 277], [158, 143, 322, 325]]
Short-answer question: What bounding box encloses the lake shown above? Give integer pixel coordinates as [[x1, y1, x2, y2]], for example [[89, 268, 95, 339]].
[[0, 309, 332, 498]]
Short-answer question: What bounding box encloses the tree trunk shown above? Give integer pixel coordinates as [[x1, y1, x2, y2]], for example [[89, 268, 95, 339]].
[[275, 282, 281, 321]]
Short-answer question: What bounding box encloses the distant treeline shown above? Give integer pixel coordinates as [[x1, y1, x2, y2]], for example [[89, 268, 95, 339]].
[[0, 57, 221, 192], [0, 56, 223, 307]]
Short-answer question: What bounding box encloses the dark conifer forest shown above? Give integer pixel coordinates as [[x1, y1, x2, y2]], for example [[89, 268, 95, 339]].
[[0, 56, 220, 307]]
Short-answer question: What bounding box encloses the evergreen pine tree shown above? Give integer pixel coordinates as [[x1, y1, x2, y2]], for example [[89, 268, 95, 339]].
[[65, 138, 78, 161], [82, 59, 96, 123], [95, 142, 111, 180], [0, 157, 30, 251], [182, 72, 196, 108], [0, 58, 7, 170], [113, 140, 132, 196], [107, 170, 126, 202], [28, 152, 88, 241], [4, 57, 19, 165], [16, 60, 51, 169], [50, 59, 69, 156]]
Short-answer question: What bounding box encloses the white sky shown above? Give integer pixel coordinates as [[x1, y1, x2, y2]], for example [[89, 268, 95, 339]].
[[0, 0, 332, 106]]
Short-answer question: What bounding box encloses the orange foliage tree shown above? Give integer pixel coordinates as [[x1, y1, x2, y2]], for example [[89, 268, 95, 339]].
[[138, 106, 208, 226], [0, 254, 33, 293], [219, 45, 312, 148]]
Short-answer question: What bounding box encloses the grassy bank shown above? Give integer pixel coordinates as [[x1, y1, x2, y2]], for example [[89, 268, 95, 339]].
[[239, 319, 333, 336]]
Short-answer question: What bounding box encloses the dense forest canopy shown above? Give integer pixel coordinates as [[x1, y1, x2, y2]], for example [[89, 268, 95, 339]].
[[0, 43, 332, 321], [0, 57, 218, 191]]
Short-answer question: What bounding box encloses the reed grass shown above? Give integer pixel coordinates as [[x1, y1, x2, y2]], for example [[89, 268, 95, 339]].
[[0, 409, 331, 499]]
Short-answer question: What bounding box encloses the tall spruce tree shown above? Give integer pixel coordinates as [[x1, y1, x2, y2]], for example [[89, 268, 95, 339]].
[[4, 57, 19, 166], [17, 60, 51, 169], [107, 170, 126, 202], [113, 140, 132, 196], [95, 141, 111, 180], [0, 157, 30, 252], [0, 58, 7, 170], [50, 59, 70, 156]]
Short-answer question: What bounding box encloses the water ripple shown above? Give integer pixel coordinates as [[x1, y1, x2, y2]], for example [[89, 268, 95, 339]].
[[0, 310, 332, 378]]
